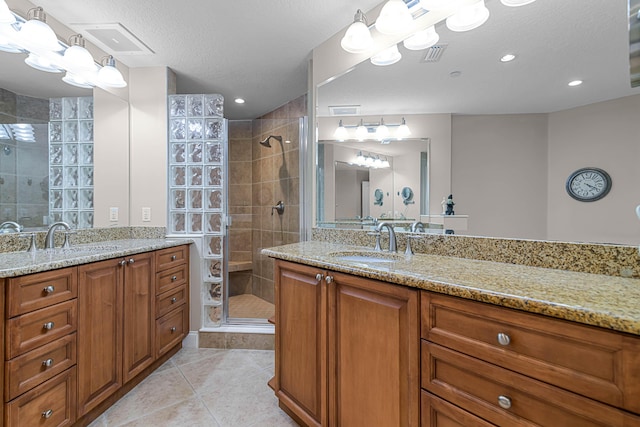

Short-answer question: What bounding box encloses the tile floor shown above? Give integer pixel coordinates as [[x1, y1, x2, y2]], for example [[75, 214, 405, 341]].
[[88, 348, 298, 426]]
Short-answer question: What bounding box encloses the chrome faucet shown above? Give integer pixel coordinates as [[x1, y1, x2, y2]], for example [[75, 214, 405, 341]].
[[44, 222, 71, 249], [375, 221, 397, 252], [410, 221, 425, 233], [0, 221, 23, 233]]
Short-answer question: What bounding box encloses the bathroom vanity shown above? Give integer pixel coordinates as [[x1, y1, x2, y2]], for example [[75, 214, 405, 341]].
[[0, 240, 190, 427], [263, 240, 640, 427]]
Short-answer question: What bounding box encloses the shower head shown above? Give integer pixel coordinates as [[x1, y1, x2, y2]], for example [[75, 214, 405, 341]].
[[259, 135, 283, 148]]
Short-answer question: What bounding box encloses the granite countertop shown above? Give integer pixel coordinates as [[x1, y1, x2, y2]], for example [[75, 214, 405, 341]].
[[0, 238, 193, 278], [262, 241, 640, 336]]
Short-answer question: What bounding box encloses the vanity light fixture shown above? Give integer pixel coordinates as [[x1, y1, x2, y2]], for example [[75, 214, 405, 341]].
[[568, 80, 583, 87], [500, 0, 536, 6], [354, 151, 391, 169], [446, 0, 490, 32], [97, 55, 127, 88], [396, 117, 411, 139], [17, 7, 62, 52], [340, 9, 373, 54], [334, 120, 349, 141], [355, 119, 368, 141], [370, 44, 402, 66], [375, 118, 390, 140], [375, 0, 414, 36], [334, 118, 411, 141], [63, 34, 95, 73], [500, 53, 516, 62], [0, 0, 15, 24], [403, 26, 439, 50], [24, 52, 63, 73], [419, 0, 469, 10], [62, 70, 95, 89]]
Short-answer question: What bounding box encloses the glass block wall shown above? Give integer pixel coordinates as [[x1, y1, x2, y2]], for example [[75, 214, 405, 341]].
[[168, 94, 226, 328], [48, 97, 94, 229]]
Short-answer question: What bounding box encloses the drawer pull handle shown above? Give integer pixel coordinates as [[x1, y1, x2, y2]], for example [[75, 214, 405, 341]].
[[42, 358, 54, 367], [43, 285, 55, 294], [119, 259, 127, 267], [497, 333, 511, 346], [171, 297, 177, 303], [315, 273, 323, 282], [171, 255, 177, 261], [170, 327, 177, 333], [43, 321, 55, 330], [42, 409, 53, 419], [325, 275, 334, 284], [498, 395, 512, 409]]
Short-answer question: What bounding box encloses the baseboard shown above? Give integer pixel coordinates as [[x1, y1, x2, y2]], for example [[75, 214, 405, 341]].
[[182, 331, 199, 348]]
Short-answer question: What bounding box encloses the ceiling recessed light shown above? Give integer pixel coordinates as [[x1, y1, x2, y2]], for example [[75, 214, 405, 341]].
[[500, 54, 516, 62], [234, 98, 245, 104], [568, 80, 583, 87]]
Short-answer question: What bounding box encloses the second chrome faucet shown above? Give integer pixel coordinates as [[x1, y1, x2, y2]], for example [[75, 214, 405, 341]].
[[375, 222, 397, 252]]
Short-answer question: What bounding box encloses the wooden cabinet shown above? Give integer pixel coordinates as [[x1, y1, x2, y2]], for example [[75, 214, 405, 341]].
[[421, 292, 640, 426], [274, 260, 420, 427]]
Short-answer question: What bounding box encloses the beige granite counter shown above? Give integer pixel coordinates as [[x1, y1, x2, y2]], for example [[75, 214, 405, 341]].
[[262, 241, 640, 336], [0, 238, 193, 278]]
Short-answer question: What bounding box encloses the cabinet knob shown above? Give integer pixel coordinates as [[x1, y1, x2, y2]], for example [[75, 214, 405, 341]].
[[42, 409, 53, 419], [43, 285, 55, 295], [325, 275, 334, 284], [497, 333, 511, 346], [315, 273, 323, 282], [497, 395, 512, 409], [171, 275, 177, 281], [170, 327, 176, 333], [128, 258, 135, 264], [42, 358, 54, 367], [171, 255, 177, 261], [43, 321, 55, 331], [171, 297, 177, 303], [119, 259, 127, 267]]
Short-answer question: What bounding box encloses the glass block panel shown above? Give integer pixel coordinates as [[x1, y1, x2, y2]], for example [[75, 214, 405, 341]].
[[170, 142, 186, 163], [79, 211, 93, 228], [188, 189, 203, 209], [49, 122, 62, 142], [171, 189, 186, 210], [50, 145, 63, 164], [187, 95, 203, 116], [170, 165, 186, 187], [63, 98, 78, 119], [80, 189, 93, 209], [188, 142, 203, 163], [80, 144, 93, 165], [187, 119, 203, 140], [50, 190, 63, 209], [203, 258, 222, 282], [205, 141, 222, 164], [170, 118, 186, 140], [49, 98, 62, 120], [203, 304, 222, 327], [204, 94, 224, 117], [80, 167, 93, 187], [205, 118, 223, 140], [205, 189, 222, 211], [64, 189, 78, 209], [205, 165, 223, 186], [205, 212, 222, 234], [50, 167, 63, 187], [64, 144, 78, 165], [63, 211, 78, 228], [170, 212, 186, 233], [78, 97, 93, 119], [189, 213, 203, 233], [64, 167, 78, 187], [203, 282, 222, 305], [188, 165, 203, 186], [169, 96, 186, 117], [64, 121, 78, 142], [204, 235, 223, 257], [79, 120, 93, 141], [50, 212, 63, 223]]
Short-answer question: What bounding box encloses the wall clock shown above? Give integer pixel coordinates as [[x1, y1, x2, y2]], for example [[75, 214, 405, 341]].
[[565, 167, 612, 202]]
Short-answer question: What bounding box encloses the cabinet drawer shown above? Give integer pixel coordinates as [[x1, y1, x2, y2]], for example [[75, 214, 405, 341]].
[[156, 265, 187, 295], [5, 367, 76, 427], [5, 333, 77, 401], [156, 285, 187, 319], [6, 300, 77, 359], [6, 267, 77, 318], [422, 342, 640, 427], [155, 245, 188, 271], [421, 391, 495, 427], [421, 292, 640, 413], [156, 304, 188, 357]]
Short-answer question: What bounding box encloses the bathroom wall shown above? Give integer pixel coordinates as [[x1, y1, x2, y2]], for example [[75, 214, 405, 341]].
[[252, 94, 307, 303]]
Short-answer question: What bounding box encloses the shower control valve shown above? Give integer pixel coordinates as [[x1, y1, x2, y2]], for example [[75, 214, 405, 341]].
[[271, 201, 285, 216]]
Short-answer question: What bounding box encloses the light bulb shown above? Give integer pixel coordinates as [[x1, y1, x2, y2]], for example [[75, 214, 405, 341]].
[[375, 0, 414, 36], [341, 10, 373, 54]]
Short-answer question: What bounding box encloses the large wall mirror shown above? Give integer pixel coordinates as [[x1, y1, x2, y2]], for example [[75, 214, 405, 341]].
[[314, 0, 640, 245]]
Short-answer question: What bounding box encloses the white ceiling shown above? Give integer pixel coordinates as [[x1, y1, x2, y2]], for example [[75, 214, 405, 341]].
[[2, 0, 639, 120]]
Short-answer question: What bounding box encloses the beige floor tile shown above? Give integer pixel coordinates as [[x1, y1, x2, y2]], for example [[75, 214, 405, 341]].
[[119, 397, 219, 427], [240, 349, 275, 374], [169, 347, 228, 367]]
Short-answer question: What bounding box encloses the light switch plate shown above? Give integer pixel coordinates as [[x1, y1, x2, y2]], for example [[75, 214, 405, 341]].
[[109, 207, 118, 222], [142, 207, 151, 222]]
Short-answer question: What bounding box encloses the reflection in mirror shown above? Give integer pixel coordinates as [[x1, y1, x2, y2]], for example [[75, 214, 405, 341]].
[[314, 0, 640, 245]]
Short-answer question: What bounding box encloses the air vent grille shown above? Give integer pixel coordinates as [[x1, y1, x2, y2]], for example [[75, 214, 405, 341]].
[[329, 105, 361, 116], [71, 23, 154, 55], [421, 44, 448, 62]]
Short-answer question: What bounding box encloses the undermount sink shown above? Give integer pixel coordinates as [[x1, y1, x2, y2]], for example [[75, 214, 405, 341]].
[[329, 251, 404, 264]]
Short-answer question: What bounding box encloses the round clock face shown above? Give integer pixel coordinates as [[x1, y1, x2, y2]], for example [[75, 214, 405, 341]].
[[566, 167, 611, 202]]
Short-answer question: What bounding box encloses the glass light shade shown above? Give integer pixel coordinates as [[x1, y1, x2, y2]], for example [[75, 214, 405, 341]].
[[18, 17, 62, 52], [501, 0, 536, 6], [365, 156, 375, 166], [356, 153, 366, 165], [419, 0, 467, 10], [396, 119, 411, 139], [24, 52, 63, 73], [1, 0, 16, 24], [382, 159, 391, 168], [446, 1, 490, 32], [62, 71, 95, 89], [373, 157, 383, 168], [97, 63, 127, 88], [334, 120, 349, 141], [341, 21, 373, 53], [375, 119, 390, 140], [0, 23, 21, 52], [375, 0, 414, 36], [355, 123, 368, 140], [63, 44, 95, 72], [371, 44, 402, 66], [403, 26, 439, 50]]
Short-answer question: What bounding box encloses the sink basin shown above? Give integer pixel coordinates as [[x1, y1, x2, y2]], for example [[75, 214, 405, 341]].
[[329, 251, 404, 264]]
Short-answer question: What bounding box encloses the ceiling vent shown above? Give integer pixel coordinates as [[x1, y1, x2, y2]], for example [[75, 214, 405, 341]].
[[71, 23, 154, 55], [329, 105, 361, 116], [421, 44, 448, 63]]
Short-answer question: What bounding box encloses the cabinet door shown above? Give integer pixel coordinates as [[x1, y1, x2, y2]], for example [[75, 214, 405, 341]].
[[328, 271, 420, 427], [123, 252, 155, 383], [77, 258, 123, 417], [274, 260, 327, 427]]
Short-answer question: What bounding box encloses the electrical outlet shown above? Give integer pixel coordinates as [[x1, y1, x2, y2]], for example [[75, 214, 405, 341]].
[[142, 207, 151, 222], [109, 207, 119, 222]]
